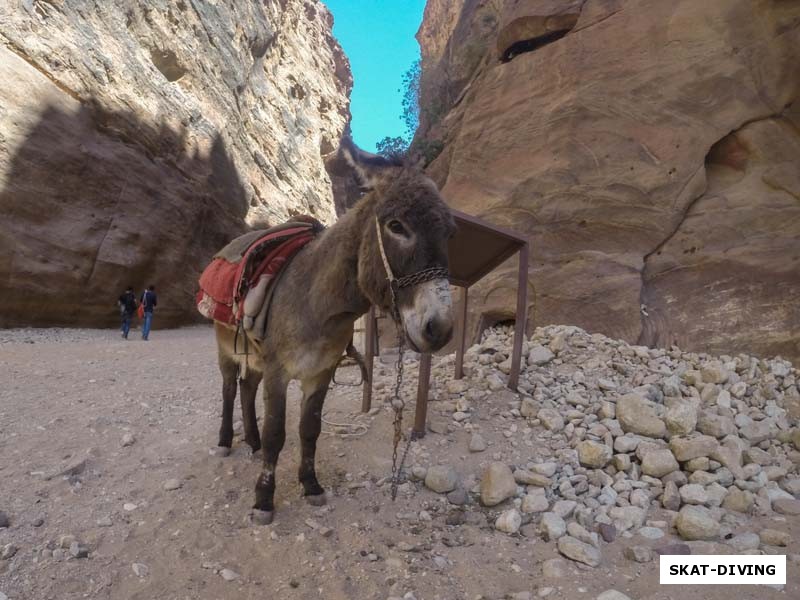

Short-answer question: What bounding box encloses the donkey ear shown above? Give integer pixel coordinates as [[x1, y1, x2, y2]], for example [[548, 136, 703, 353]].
[[339, 136, 401, 190]]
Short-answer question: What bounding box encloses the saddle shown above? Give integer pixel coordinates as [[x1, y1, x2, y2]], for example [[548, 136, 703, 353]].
[[196, 216, 324, 341]]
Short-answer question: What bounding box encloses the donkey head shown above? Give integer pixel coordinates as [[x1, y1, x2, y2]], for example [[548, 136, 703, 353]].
[[342, 140, 456, 353]]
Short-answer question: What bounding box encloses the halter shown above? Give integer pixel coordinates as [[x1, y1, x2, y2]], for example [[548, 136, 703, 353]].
[[374, 216, 449, 501], [374, 217, 449, 321]]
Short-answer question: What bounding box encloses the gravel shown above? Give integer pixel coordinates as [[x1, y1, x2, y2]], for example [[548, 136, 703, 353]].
[[2, 322, 798, 599]]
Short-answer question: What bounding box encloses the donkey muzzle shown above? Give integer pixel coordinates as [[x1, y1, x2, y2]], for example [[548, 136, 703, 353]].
[[400, 278, 453, 353]]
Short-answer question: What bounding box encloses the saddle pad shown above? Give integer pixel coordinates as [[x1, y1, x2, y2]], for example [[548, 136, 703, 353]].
[[196, 220, 320, 326]]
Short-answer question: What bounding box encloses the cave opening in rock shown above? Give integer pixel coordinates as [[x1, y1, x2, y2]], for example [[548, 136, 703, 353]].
[[149, 48, 188, 82], [500, 28, 572, 63], [477, 312, 516, 343]]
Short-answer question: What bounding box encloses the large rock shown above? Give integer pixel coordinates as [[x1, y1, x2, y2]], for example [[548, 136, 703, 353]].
[[722, 488, 754, 513], [577, 441, 612, 469], [669, 435, 718, 462], [772, 498, 800, 516], [675, 506, 719, 541], [700, 362, 729, 385], [513, 469, 551, 487], [521, 491, 549, 513], [537, 408, 565, 432], [495, 508, 522, 534], [679, 484, 709, 506], [415, 0, 800, 362], [540, 512, 567, 541], [697, 412, 736, 439], [760, 529, 790, 547], [616, 394, 666, 438], [557, 535, 601, 567], [0, 1, 351, 327], [661, 481, 681, 511], [424, 465, 459, 494], [709, 443, 745, 480], [480, 462, 518, 506], [528, 345, 555, 366], [641, 449, 679, 478], [608, 506, 646, 532], [665, 402, 698, 436], [738, 419, 775, 444]]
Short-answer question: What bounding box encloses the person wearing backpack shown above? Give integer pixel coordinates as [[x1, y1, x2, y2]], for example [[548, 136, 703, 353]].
[[117, 286, 137, 340], [140, 285, 158, 341]]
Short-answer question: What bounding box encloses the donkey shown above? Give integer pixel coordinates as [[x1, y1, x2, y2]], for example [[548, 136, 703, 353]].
[[212, 140, 456, 523]]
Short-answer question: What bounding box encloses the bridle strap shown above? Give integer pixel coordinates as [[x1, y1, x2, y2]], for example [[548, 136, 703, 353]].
[[375, 217, 396, 284], [374, 216, 450, 321]]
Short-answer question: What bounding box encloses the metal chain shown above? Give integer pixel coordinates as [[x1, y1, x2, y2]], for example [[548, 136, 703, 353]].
[[395, 267, 449, 289], [383, 259, 448, 500], [389, 314, 408, 501]]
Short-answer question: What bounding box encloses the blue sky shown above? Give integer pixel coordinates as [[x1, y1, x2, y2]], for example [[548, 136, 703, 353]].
[[324, 0, 426, 152]]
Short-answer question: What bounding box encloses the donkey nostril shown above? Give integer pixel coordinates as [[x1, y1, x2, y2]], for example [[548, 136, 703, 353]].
[[425, 318, 436, 339], [424, 317, 452, 345]]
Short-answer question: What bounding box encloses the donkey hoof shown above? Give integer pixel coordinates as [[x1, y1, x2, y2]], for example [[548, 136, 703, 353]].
[[250, 509, 274, 526], [209, 446, 231, 457], [305, 493, 327, 507]]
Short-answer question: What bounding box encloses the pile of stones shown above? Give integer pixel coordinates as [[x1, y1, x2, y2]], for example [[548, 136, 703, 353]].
[[405, 324, 799, 566]]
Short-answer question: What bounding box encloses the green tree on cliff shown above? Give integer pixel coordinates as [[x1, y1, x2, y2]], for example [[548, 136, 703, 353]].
[[376, 136, 409, 159], [375, 58, 421, 160], [400, 59, 421, 140]]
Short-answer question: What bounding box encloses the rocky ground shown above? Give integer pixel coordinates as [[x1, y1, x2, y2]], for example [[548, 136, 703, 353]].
[[0, 324, 798, 600]]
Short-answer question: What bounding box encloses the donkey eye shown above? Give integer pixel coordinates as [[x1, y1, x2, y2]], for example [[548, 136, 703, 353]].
[[387, 220, 407, 236]]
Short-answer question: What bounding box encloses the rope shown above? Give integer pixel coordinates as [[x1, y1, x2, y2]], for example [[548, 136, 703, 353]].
[[320, 413, 370, 437]]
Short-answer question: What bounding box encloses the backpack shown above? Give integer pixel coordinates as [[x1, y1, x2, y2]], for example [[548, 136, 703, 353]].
[[120, 291, 136, 315]]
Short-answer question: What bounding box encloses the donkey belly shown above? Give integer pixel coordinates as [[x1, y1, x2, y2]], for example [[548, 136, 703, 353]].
[[280, 336, 344, 381], [214, 322, 265, 375]]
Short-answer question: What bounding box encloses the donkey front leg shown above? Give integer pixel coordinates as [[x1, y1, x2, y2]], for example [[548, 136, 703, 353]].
[[252, 367, 288, 523], [239, 370, 261, 454], [215, 355, 239, 454], [298, 369, 334, 506]]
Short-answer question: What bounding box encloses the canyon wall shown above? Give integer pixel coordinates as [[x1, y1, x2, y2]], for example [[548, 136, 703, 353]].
[[0, 0, 351, 327], [416, 0, 800, 362]]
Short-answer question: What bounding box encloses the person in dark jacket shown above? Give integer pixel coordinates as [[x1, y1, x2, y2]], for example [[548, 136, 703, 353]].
[[140, 284, 158, 341], [117, 286, 137, 339]]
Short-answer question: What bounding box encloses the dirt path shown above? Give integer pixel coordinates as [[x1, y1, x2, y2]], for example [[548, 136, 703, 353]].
[[0, 326, 796, 599]]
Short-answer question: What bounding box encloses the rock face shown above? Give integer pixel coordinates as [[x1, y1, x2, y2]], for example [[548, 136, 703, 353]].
[[0, 1, 351, 327], [415, 0, 800, 362]]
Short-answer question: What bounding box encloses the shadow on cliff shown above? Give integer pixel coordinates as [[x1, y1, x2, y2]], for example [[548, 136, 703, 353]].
[[0, 101, 249, 329]]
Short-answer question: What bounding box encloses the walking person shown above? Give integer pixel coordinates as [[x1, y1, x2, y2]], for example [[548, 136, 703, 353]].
[[117, 286, 137, 339], [140, 285, 158, 341]]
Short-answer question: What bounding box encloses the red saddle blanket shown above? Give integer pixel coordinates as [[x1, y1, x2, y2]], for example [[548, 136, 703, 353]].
[[196, 219, 321, 328]]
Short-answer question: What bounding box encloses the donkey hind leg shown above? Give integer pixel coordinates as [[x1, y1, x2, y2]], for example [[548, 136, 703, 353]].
[[252, 367, 289, 523], [216, 355, 239, 454], [298, 369, 334, 506], [239, 370, 261, 453]]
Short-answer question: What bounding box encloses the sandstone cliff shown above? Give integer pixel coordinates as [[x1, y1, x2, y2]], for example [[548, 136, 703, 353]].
[[416, 0, 800, 362], [0, 0, 351, 327]]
